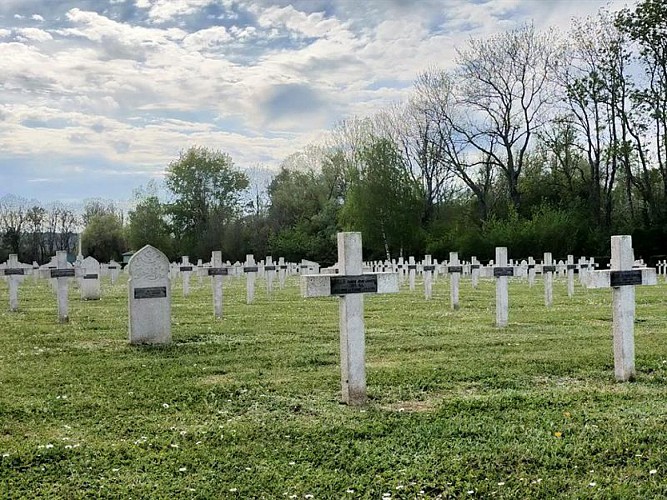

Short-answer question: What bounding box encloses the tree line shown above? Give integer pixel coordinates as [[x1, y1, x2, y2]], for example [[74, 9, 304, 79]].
[[1, 1, 665, 266]]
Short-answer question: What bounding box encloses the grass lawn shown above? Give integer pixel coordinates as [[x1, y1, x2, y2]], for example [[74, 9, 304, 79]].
[[0, 272, 666, 498]]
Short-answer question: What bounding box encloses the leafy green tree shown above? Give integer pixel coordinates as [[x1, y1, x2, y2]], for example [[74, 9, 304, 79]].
[[165, 146, 248, 257], [126, 195, 173, 257], [82, 213, 126, 262], [340, 138, 424, 258]]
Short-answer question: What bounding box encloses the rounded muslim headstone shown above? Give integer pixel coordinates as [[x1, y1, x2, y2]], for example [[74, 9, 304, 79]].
[[128, 245, 171, 345]]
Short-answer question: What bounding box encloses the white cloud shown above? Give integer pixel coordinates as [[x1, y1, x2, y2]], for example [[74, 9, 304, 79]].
[[31, 14, 45, 22], [15, 28, 53, 43], [136, 0, 217, 23]]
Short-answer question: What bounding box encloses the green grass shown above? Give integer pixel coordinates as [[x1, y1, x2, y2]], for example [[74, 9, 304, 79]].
[[1, 273, 666, 498]]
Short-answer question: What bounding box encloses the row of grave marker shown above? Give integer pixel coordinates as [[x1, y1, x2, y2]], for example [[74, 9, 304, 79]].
[[1, 235, 660, 403]]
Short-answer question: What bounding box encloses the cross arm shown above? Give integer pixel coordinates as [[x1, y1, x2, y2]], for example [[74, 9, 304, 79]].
[[585, 268, 657, 289], [301, 273, 399, 298]]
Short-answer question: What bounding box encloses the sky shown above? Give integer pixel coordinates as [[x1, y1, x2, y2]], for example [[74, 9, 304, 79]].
[[0, 0, 630, 205]]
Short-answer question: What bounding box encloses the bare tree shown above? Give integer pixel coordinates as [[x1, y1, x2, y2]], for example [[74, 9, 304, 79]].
[[0, 195, 28, 255], [453, 24, 562, 210]]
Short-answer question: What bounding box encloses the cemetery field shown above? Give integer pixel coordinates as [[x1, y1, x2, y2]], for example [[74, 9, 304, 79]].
[[1, 276, 667, 498]]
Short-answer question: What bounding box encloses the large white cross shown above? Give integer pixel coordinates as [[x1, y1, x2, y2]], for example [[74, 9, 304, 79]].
[[208, 251, 229, 319], [447, 252, 462, 310], [585, 235, 657, 381], [301, 232, 399, 405]]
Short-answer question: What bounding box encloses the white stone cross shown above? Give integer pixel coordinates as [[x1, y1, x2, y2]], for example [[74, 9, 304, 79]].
[[543, 252, 555, 308], [566, 255, 576, 297], [470, 256, 480, 289], [585, 235, 657, 381], [208, 251, 228, 319], [423, 255, 434, 300], [493, 247, 513, 327], [244, 254, 258, 304], [448, 252, 462, 310], [179, 256, 194, 297], [1, 254, 26, 312], [108, 260, 121, 284], [264, 255, 277, 295], [527, 257, 536, 287], [407, 256, 416, 291], [301, 232, 399, 405], [128, 245, 171, 344], [278, 257, 287, 289], [50, 251, 76, 323]]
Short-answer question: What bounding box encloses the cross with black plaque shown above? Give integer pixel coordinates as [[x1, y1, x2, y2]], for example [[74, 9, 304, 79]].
[[448, 252, 462, 310], [470, 256, 480, 289], [301, 232, 399, 405], [1, 254, 26, 312], [209, 250, 229, 318], [543, 252, 555, 308], [179, 256, 194, 297], [50, 251, 77, 323], [244, 254, 258, 304], [423, 254, 435, 300], [585, 235, 657, 381], [493, 247, 513, 327], [264, 255, 277, 295]]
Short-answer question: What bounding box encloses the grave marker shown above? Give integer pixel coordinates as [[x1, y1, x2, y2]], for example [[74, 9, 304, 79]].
[[50, 251, 76, 323], [128, 245, 171, 344], [265, 255, 277, 295], [244, 254, 258, 304], [448, 252, 462, 310], [301, 232, 399, 405], [585, 235, 657, 381], [1, 254, 26, 312], [408, 256, 416, 291], [209, 251, 228, 319], [470, 256, 480, 289], [423, 255, 434, 300], [543, 252, 554, 308], [493, 247, 513, 327], [81, 256, 101, 301], [179, 256, 193, 297]]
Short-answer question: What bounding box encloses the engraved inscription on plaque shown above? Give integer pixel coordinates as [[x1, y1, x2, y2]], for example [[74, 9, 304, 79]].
[[423, 265, 436, 272], [470, 264, 480, 270], [330, 275, 378, 295], [5, 268, 25, 276], [243, 266, 259, 273], [108, 266, 118, 270], [527, 264, 535, 270], [134, 286, 168, 299], [610, 270, 642, 287], [83, 274, 99, 280], [542, 265, 556, 273], [447, 266, 463, 274], [567, 264, 577, 270], [51, 269, 75, 278], [208, 268, 229, 276], [408, 265, 417, 270], [493, 267, 514, 277], [264, 266, 276, 271], [279, 265, 288, 270], [179, 266, 193, 272]]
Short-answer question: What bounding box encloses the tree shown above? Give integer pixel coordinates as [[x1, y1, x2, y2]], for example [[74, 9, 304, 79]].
[[82, 212, 126, 262], [454, 25, 562, 211], [127, 195, 173, 256], [340, 138, 424, 258], [165, 146, 248, 257]]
